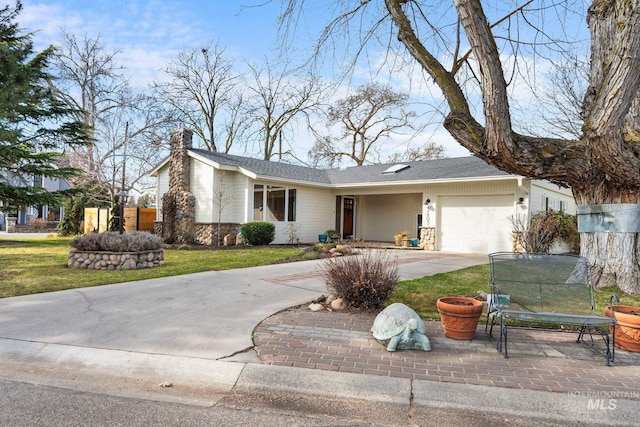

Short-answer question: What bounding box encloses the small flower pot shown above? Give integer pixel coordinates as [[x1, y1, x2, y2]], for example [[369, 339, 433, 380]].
[[604, 305, 640, 353], [318, 234, 328, 243], [437, 297, 484, 340]]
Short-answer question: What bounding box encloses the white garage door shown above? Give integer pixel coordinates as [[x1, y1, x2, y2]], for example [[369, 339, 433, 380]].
[[439, 195, 514, 253]]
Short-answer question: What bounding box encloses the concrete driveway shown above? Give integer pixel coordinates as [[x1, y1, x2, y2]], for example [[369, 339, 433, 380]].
[[0, 249, 487, 403], [0, 250, 486, 362], [0, 259, 334, 360]]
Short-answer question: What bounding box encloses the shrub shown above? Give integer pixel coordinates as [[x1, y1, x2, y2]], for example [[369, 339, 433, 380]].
[[511, 210, 579, 254], [332, 244, 352, 255], [69, 231, 163, 252], [28, 217, 48, 231], [322, 249, 399, 310], [285, 223, 301, 245], [240, 222, 275, 246]]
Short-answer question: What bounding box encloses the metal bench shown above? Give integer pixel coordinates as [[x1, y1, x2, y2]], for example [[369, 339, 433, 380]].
[[486, 252, 618, 365]]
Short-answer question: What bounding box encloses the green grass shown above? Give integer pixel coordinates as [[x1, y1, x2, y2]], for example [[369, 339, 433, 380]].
[[388, 264, 640, 319], [0, 237, 303, 298], [389, 264, 489, 318], [3, 237, 640, 319]]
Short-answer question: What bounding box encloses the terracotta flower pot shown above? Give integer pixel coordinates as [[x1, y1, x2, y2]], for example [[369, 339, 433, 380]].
[[604, 305, 640, 353], [437, 297, 484, 340]]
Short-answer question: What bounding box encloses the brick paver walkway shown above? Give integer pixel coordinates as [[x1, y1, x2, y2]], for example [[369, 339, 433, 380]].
[[254, 308, 640, 400]]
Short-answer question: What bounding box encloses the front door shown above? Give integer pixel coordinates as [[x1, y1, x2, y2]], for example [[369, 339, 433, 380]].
[[342, 197, 354, 238]]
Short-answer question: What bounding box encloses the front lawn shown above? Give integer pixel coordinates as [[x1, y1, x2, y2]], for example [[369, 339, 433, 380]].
[[388, 264, 640, 319], [3, 237, 640, 317], [0, 237, 304, 298]]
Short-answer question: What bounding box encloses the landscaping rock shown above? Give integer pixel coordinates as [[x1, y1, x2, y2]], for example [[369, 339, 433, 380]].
[[308, 303, 324, 312], [330, 298, 346, 311], [68, 249, 164, 270]]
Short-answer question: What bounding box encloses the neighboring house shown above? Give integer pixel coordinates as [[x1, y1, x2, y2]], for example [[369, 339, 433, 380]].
[[0, 172, 68, 231], [150, 129, 575, 253]]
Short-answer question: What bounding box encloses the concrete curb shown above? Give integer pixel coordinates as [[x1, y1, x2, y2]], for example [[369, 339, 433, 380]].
[[0, 338, 244, 406], [235, 363, 411, 405], [0, 338, 243, 388], [412, 380, 637, 426], [0, 337, 637, 425]]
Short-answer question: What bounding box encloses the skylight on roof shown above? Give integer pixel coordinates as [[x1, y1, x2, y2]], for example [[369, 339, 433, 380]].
[[382, 164, 410, 175]]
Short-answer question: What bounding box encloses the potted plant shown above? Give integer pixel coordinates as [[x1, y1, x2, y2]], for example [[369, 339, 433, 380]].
[[326, 229, 339, 242], [604, 305, 640, 353], [436, 296, 484, 340], [394, 231, 408, 246]]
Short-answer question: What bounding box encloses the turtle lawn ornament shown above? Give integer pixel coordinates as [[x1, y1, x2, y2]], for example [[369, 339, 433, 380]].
[[371, 303, 432, 352]]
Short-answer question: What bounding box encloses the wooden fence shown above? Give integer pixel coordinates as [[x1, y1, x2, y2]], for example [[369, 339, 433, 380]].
[[84, 208, 156, 234]]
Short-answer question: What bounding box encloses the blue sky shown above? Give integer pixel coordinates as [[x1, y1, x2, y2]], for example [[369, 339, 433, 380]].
[[20, 1, 288, 87], [23, 0, 580, 160]]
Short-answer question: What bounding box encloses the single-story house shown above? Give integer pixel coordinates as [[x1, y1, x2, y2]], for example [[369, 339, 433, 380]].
[[150, 129, 575, 253]]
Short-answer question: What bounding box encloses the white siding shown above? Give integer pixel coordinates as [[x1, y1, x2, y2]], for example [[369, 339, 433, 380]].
[[294, 186, 336, 243], [267, 184, 334, 244], [211, 170, 243, 223], [529, 180, 576, 215], [224, 172, 248, 223], [155, 165, 170, 221], [359, 193, 422, 241], [191, 158, 214, 223]]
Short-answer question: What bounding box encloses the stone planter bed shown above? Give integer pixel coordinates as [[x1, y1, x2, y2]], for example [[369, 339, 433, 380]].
[[68, 249, 164, 270]]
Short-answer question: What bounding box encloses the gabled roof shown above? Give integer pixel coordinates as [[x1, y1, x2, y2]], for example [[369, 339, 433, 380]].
[[190, 149, 332, 185], [326, 156, 511, 186], [151, 149, 514, 187]]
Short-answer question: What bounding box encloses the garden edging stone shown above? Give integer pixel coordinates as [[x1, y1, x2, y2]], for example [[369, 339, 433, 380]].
[[68, 249, 164, 270]]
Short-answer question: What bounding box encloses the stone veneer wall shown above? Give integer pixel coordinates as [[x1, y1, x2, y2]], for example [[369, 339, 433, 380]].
[[512, 231, 524, 252], [68, 249, 164, 270], [160, 129, 197, 243], [193, 223, 241, 245], [154, 222, 240, 246], [174, 192, 196, 243], [419, 226, 436, 251], [169, 129, 191, 193]]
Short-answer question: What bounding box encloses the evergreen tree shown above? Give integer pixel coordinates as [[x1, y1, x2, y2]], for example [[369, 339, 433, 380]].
[[0, 2, 90, 211]]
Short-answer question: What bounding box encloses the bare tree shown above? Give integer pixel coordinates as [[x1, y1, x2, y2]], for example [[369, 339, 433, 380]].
[[535, 56, 590, 140], [53, 32, 170, 204], [387, 142, 447, 163], [281, 1, 640, 295], [213, 177, 233, 247], [246, 59, 324, 161], [152, 42, 246, 152], [310, 83, 418, 166]]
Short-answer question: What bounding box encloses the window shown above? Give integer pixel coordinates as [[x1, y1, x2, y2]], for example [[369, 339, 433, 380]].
[[47, 207, 62, 221], [253, 185, 264, 221], [33, 175, 43, 188], [288, 189, 296, 221], [253, 184, 297, 222]]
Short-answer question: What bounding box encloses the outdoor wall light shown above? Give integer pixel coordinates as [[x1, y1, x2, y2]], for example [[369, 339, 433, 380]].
[[424, 198, 431, 205], [517, 197, 525, 204]]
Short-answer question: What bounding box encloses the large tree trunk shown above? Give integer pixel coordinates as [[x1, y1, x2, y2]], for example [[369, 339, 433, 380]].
[[580, 232, 640, 294], [384, 0, 640, 294], [573, 185, 640, 295]]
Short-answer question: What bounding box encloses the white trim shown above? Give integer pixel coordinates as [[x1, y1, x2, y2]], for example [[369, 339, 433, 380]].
[[329, 175, 521, 189]]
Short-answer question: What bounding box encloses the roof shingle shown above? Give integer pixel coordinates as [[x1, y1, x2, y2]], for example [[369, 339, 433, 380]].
[[188, 149, 511, 186]]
